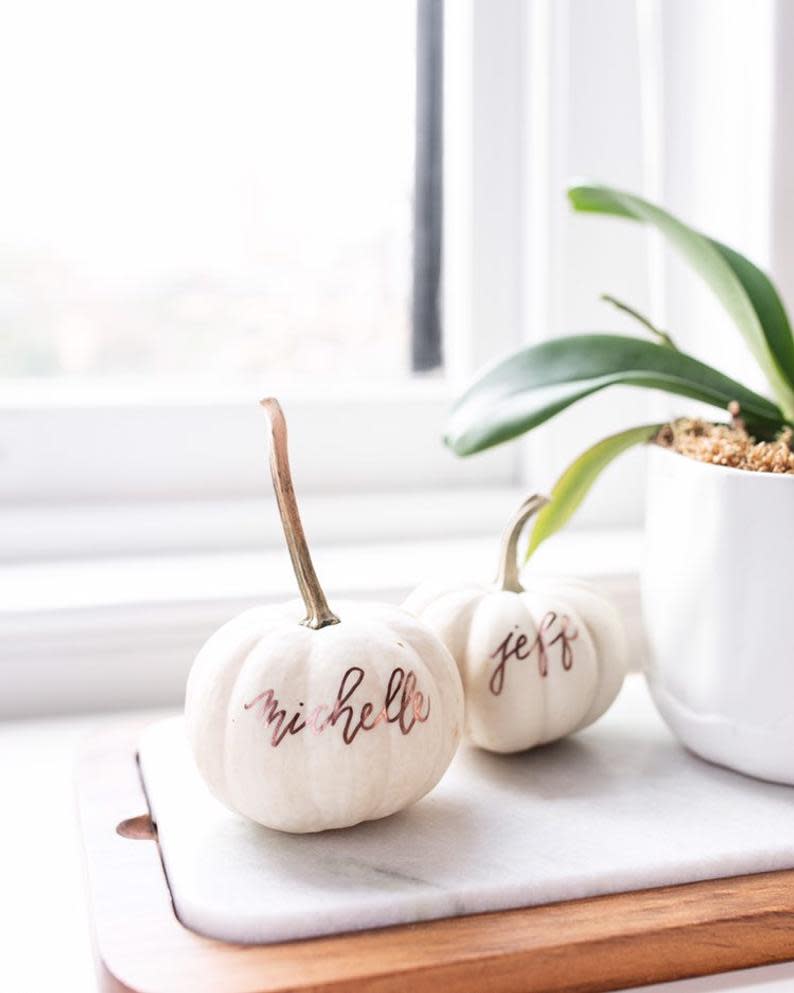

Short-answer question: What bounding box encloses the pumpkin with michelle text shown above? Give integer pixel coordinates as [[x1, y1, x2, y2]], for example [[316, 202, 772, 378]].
[[185, 399, 463, 833]]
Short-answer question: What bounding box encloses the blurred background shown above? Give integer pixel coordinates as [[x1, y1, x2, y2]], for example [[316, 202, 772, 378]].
[[3, 0, 794, 718]]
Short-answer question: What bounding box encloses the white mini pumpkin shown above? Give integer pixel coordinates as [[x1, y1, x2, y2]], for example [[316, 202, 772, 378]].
[[404, 495, 628, 754], [185, 400, 463, 833]]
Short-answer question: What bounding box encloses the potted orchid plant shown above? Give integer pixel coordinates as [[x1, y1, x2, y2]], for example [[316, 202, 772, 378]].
[[445, 183, 794, 785]]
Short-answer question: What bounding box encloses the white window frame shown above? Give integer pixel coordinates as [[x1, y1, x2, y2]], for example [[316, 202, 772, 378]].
[[3, 0, 786, 564], [11, 0, 789, 717], [0, 0, 536, 561]]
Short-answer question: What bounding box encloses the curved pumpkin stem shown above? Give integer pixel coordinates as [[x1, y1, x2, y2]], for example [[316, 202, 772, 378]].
[[495, 494, 550, 593], [261, 398, 340, 630]]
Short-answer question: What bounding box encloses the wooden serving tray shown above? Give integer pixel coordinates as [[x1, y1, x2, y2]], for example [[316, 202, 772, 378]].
[[77, 718, 794, 993]]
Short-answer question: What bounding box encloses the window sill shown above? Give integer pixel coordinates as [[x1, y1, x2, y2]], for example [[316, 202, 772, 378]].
[[2, 486, 525, 561], [2, 526, 644, 719]]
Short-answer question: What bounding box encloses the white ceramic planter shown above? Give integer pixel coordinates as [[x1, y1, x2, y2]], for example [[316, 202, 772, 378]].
[[642, 444, 794, 784]]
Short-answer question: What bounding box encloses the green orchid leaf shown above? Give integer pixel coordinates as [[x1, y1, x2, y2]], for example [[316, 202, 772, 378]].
[[526, 423, 662, 560], [569, 183, 794, 420], [444, 334, 784, 456]]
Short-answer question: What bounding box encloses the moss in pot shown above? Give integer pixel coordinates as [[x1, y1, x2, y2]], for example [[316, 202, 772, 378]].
[[655, 412, 794, 474], [444, 183, 794, 785]]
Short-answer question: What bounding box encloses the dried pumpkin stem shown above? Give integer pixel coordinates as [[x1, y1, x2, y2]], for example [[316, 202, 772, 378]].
[[495, 494, 550, 593], [260, 398, 340, 630]]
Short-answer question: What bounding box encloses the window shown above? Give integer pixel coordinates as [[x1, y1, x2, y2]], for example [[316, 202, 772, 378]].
[[5, 0, 788, 716], [4, 0, 785, 561], [0, 0, 520, 553], [2, 1, 420, 384]]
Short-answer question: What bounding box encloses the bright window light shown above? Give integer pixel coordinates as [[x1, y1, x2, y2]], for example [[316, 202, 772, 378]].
[[0, 0, 418, 383]]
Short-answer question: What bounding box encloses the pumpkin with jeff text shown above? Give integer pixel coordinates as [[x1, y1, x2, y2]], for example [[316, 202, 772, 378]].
[[404, 495, 628, 754], [185, 399, 463, 833]]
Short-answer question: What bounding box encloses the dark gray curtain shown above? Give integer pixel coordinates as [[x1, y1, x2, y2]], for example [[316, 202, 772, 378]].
[[411, 0, 443, 371]]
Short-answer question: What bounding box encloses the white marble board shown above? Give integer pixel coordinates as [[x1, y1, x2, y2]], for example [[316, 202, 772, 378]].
[[138, 676, 794, 945]]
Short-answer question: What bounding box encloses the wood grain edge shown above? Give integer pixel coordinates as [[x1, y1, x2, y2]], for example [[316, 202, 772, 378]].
[[76, 719, 794, 993]]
